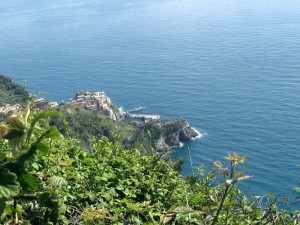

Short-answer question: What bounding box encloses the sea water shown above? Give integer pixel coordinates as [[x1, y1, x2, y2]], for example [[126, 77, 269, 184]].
[[1, 0, 300, 200]]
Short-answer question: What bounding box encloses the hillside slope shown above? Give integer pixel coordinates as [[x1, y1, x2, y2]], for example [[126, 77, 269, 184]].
[[0, 75, 31, 106]]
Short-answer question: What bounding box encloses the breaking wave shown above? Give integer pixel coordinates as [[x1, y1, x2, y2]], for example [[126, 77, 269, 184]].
[[191, 127, 206, 140]]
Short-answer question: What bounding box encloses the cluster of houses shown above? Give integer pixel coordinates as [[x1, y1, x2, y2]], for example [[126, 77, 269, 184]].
[[35, 98, 58, 109], [1, 90, 160, 123], [0, 104, 20, 115], [69, 91, 111, 110], [33, 91, 123, 120], [68, 91, 160, 122], [69, 91, 121, 120]]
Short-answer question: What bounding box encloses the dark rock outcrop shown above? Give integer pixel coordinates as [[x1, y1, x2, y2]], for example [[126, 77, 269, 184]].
[[152, 119, 199, 149], [179, 127, 198, 142]]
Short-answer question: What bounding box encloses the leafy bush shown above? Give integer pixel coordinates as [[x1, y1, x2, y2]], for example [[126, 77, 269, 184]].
[[0, 105, 299, 224]]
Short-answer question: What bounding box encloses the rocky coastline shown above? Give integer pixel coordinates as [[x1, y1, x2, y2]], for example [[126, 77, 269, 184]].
[[0, 75, 200, 150], [66, 91, 200, 149]]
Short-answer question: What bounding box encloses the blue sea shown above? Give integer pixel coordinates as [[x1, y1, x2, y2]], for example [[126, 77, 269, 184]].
[[1, 0, 300, 200]]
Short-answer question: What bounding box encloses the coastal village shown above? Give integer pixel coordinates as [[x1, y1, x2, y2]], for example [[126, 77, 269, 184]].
[[68, 91, 160, 122], [1, 90, 160, 122], [69, 91, 118, 119], [0, 104, 20, 115], [33, 91, 160, 122]]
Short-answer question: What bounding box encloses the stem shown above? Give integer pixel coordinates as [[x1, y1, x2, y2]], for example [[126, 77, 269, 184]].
[[212, 161, 236, 225], [224, 191, 234, 225], [211, 185, 230, 225], [12, 198, 18, 225]]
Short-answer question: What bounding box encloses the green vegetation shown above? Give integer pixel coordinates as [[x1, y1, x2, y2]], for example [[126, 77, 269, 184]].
[[49, 104, 141, 150], [0, 75, 31, 107], [0, 77, 299, 224], [50, 104, 194, 153], [0, 103, 299, 224]]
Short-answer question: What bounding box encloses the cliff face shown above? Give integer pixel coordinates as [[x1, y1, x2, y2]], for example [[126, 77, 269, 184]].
[[145, 119, 199, 150]]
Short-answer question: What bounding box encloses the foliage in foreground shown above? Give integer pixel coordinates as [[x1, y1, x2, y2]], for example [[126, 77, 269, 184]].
[[0, 106, 299, 224]]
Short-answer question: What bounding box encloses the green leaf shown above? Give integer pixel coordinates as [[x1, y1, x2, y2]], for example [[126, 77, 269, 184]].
[[126, 203, 143, 213], [147, 130, 152, 139], [16, 144, 38, 170], [38, 142, 50, 156], [20, 172, 37, 190], [59, 203, 67, 214], [0, 168, 20, 199], [8, 136, 23, 155], [267, 192, 275, 199], [27, 111, 61, 142], [48, 176, 67, 188], [88, 193, 95, 202], [31, 162, 40, 170], [43, 126, 61, 139]]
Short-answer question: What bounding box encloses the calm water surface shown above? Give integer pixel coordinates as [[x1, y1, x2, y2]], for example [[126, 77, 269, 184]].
[[1, 0, 300, 199]]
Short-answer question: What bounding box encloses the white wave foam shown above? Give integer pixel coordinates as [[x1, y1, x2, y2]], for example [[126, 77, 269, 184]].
[[179, 142, 184, 148], [191, 127, 206, 140]]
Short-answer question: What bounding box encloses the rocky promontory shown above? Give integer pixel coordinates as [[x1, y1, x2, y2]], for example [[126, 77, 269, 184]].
[[65, 91, 200, 150], [144, 119, 199, 151]]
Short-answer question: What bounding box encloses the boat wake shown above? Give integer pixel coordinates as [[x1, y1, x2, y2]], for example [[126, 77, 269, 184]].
[[129, 106, 145, 112]]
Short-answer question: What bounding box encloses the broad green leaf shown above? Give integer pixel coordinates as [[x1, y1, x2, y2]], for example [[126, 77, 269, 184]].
[[43, 126, 61, 139], [4, 202, 13, 215], [88, 193, 95, 202], [8, 136, 24, 155], [27, 111, 61, 142], [59, 203, 67, 214], [16, 144, 38, 170], [120, 198, 130, 203], [20, 172, 37, 190], [0, 168, 20, 199], [38, 142, 50, 156], [267, 192, 275, 198], [31, 162, 39, 170]]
